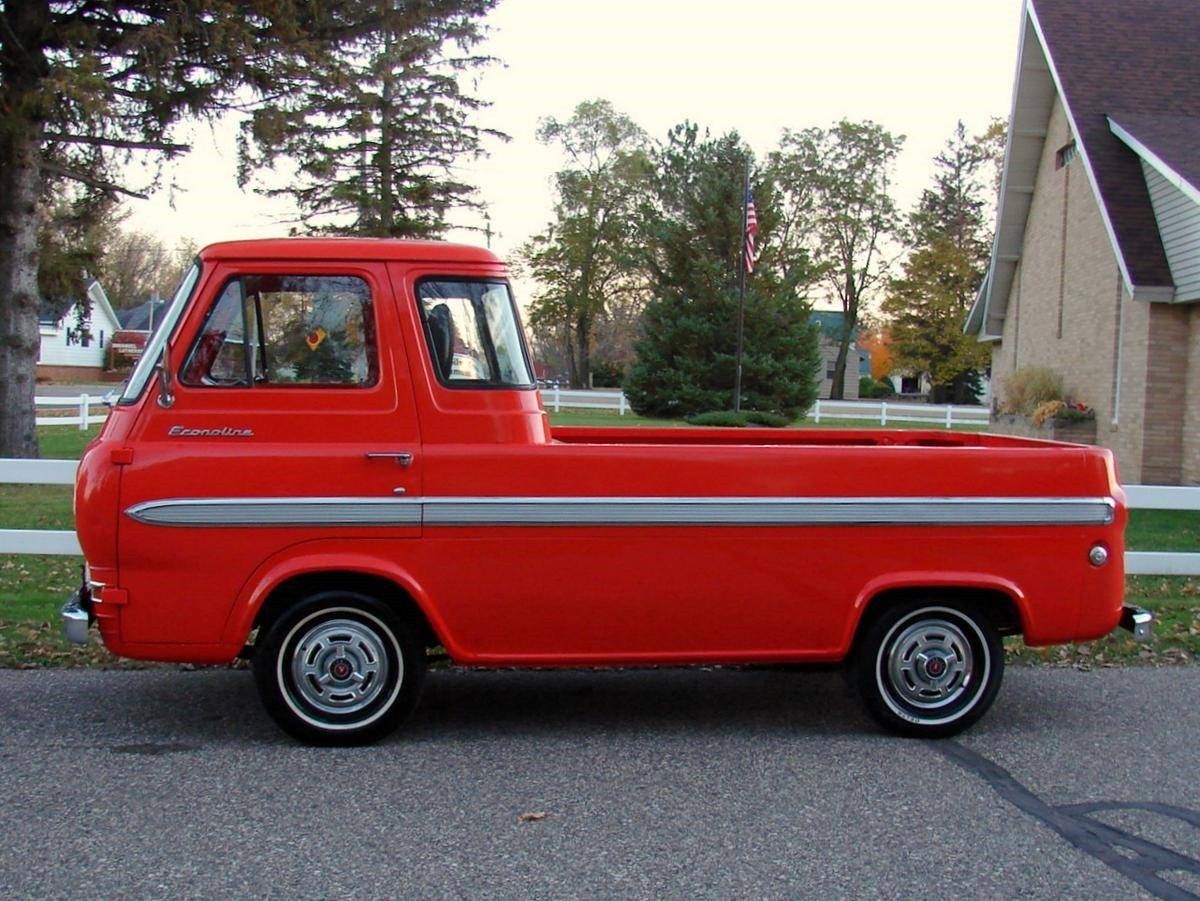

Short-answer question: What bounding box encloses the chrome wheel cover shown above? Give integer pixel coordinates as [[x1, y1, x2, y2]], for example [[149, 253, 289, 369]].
[[287, 617, 394, 717], [876, 607, 990, 725]]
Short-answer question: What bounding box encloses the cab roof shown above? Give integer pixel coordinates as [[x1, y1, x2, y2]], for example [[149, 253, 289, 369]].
[[198, 237, 504, 265]]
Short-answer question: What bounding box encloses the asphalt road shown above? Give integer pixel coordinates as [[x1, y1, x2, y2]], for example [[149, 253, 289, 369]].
[[2, 665, 1199, 899]]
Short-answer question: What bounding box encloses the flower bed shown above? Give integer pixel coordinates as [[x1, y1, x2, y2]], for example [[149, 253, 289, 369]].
[[991, 412, 1097, 444]]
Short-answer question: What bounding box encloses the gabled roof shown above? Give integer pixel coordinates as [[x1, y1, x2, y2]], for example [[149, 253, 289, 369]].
[[969, 0, 1200, 337], [810, 310, 858, 342], [1109, 115, 1200, 206], [1034, 0, 1196, 286], [38, 279, 121, 332], [118, 299, 171, 332], [84, 279, 121, 331]]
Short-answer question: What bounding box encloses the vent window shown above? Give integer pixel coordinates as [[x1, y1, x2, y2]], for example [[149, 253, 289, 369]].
[[1055, 141, 1078, 169]]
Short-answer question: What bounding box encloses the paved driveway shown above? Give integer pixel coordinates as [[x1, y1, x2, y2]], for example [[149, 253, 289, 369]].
[[1, 666, 1198, 899]]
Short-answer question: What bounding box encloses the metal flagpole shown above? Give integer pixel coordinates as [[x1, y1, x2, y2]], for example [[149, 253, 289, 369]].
[[732, 162, 750, 412]]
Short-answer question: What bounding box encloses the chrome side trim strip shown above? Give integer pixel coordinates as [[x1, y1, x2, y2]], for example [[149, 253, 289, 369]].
[[125, 496, 1115, 528], [125, 497, 423, 527], [421, 496, 1114, 526]]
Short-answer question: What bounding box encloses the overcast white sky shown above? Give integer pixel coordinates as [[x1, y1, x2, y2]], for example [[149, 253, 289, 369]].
[[125, 0, 1022, 270]]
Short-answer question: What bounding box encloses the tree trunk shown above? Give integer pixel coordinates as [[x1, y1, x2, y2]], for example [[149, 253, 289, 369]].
[[574, 314, 591, 389], [558, 326, 574, 385], [0, 122, 45, 458], [830, 277, 858, 400], [830, 330, 852, 401], [377, 0, 395, 235]]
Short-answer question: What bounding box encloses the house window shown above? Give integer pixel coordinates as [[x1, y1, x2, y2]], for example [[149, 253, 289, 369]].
[[826, 366, 837, 379], [1055, 141, 1078, 169]]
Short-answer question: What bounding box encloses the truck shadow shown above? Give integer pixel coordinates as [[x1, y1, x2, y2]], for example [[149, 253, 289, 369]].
[[104, 662, 1069, 746], [406, 666, 876, 740], [107, 666, 878, 745]]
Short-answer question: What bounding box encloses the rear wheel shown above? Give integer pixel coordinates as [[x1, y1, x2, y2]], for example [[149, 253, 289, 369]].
[[854, 600, 1003, 738], [253, 590, 424, 745]]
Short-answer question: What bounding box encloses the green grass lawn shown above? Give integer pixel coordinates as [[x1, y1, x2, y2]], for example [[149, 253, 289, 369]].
[[2, 421, 1197, 667], [0, 484, 74, 531], [39, 424, 102, 459], [1008, 575, 1199, 667], [0, 425, 96, 537], [1126, 508, 1200, 553], [550, 411, 691, 428]]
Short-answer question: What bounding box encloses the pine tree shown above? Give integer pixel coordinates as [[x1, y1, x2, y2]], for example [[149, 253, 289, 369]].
[[36, 192, 121, 324], [910, 121, 992, 268], [883, 239, 988, 403], [882, 122, 994, 404], [1, 1, 329, 457], [239, 0, 504, 237], [624, 125, 821, 419]]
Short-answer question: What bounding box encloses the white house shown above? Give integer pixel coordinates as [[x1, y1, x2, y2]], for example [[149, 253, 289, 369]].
[[37, 279, 122, 381]]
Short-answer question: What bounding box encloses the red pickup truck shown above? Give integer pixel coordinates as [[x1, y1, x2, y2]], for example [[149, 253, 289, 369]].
[[64, 238, 1148, 744]]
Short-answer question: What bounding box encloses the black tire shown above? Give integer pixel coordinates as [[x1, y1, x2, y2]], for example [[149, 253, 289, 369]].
[[854, 600, 1003, 738], [253, 590, 424, 745]]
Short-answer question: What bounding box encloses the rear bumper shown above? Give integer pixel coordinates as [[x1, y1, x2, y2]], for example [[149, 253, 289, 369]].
[[61, 586, 93, 645], [1119, 604, 1153, 641]]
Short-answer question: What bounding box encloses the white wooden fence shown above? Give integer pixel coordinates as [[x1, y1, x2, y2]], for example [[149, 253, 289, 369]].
[[540, 388, 630, 414], [538, 389, 992, 429], [35, 394, 110, 430], [810, 399, 991, 428], [1, 457, 1196, 575], [40, 390, 990, 430]]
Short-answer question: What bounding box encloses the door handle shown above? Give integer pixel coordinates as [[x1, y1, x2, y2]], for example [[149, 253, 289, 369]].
[[365, 452, 414, 468]]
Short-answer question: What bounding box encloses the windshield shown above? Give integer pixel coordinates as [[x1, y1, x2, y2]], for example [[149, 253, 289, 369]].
[[118, 262, 201, 404], [417, 279, 534, 388]]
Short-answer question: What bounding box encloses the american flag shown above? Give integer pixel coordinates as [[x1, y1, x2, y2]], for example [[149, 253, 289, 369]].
[[744, 190, 759, 274]]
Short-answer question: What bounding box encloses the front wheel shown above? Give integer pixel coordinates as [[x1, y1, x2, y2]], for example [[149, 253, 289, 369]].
[[854, 601, 1004, 738], [253, 591, 424, 745]]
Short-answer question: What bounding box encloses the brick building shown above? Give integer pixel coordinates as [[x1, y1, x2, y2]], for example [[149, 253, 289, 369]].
[[966, 0, 1200, 485]]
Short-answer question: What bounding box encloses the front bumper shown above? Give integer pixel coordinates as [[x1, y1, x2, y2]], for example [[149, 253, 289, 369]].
[[61, 584, 94, 645], [1119, 604, 1153, 641]]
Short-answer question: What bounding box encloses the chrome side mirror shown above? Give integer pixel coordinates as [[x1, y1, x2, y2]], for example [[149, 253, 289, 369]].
[[156, 343, 175, 409]]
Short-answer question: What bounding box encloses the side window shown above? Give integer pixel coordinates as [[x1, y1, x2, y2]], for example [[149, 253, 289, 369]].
[[182, 274, 376, 387], [417, 279, 533, 388]]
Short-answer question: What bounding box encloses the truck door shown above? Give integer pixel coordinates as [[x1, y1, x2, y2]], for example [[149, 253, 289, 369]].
[[116, 262, 422, 645]]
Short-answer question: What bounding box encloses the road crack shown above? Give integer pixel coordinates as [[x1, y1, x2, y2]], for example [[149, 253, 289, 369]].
[[932, 740, 1200, 900]]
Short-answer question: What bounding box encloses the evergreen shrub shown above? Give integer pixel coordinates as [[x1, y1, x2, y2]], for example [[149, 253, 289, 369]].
[[686, 410, 789, 428]]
